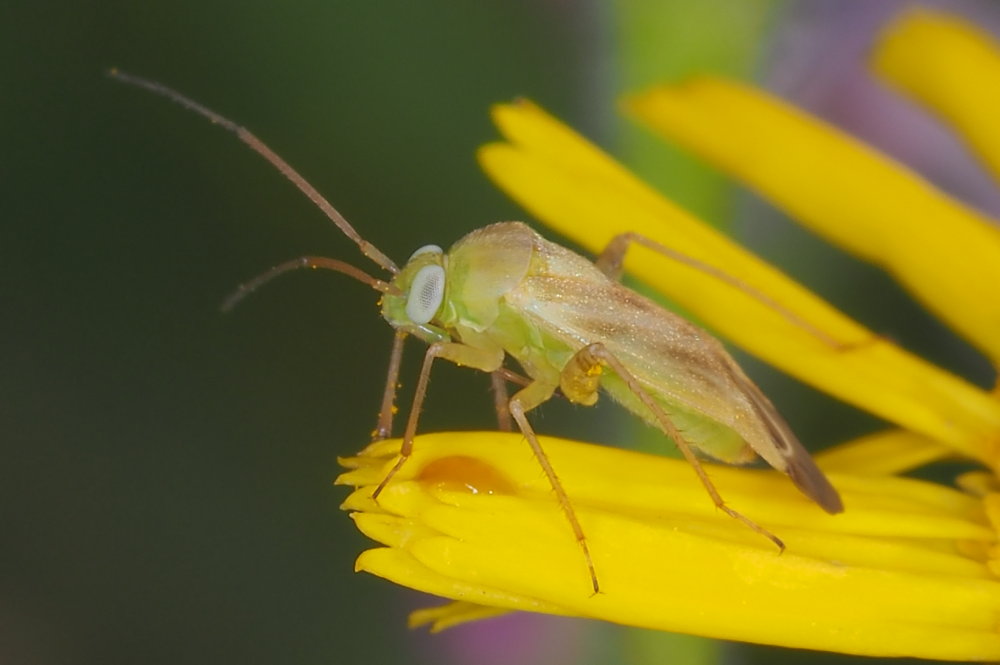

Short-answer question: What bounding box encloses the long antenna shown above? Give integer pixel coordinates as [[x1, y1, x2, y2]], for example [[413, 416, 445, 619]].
[[221, 256, 400, 313], [108, 68, 399, 274]]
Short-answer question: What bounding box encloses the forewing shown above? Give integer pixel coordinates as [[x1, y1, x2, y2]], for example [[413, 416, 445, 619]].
[[719, 360, 844, 513], [507, 274, 842, 513], [508, 275, 754, 431]]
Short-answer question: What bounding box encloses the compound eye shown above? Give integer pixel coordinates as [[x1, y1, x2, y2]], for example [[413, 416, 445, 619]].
[[408, 244, 443, 262], [405, 264, 446, 325]]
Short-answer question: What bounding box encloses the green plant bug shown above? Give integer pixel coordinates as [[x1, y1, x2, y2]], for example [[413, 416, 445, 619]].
[[111, 70, 843, 595]]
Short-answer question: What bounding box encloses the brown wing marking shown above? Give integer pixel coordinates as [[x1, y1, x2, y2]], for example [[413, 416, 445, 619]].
[[723, 360, 844, 514]]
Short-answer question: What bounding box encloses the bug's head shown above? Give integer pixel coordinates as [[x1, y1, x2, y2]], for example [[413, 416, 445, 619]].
[[380, 244, 452, 344]]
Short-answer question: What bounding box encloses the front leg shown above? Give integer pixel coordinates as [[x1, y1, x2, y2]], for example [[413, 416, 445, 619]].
[[372, 330, 407, 441], [373, 341, 503, 499]]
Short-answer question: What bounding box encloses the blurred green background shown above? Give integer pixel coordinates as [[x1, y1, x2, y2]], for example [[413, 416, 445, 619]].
[[4, 1, 999, 664]]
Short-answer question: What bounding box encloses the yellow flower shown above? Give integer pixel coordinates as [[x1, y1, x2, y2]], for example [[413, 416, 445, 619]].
[[338, 10, 1000, 660]]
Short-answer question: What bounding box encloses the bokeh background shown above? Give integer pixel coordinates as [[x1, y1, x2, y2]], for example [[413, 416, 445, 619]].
[[4, 1, 1000, 663]]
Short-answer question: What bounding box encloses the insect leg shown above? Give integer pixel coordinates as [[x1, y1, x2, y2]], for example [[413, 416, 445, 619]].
[[372, 330, 408, 441], [490, 371, 513, 432], [492, 366, 567, 429], [372, 342, 503, 500], [562, 342, 785, 552], [595, 233, 848, 350], [507, 382, 600, 595]]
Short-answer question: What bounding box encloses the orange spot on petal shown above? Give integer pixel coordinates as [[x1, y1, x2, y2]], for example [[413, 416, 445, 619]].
[[417, 456, 516, 496]]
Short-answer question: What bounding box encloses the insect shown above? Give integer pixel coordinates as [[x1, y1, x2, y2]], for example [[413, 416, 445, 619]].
[[111, 70, 843, 595]]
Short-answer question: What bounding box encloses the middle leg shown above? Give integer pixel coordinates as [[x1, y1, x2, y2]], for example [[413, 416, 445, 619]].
[[507, 380, 601, 595]]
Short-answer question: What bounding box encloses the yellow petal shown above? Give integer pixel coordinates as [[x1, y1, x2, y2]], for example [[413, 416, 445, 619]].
[[958, 471, 999, 498], [625, 77, 1000, 367], [408, 601, 511, 632], [341, 432, 1000, 660], [479, 101, 1000, 462], [814, 429, 954, 476], [873, 9, 1000, 183]]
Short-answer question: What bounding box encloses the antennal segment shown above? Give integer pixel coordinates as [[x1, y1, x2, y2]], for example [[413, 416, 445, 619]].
[[108, 68, 399, 274], [222, 255, 399, 313]]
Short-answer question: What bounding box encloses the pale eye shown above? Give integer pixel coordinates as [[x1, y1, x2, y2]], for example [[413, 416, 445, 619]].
[[407, 244, 443, 262], [405, 264, 446, 325]]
